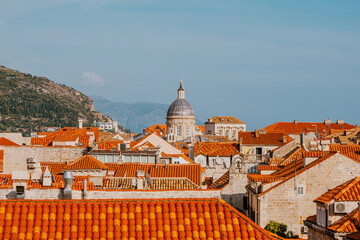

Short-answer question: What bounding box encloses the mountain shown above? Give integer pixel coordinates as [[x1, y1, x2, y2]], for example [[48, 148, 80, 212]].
[[0, 65, 111, 135], [92, 96, 168, 133]]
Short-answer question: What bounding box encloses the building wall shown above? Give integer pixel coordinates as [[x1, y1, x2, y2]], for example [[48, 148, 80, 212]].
[[204, 123, 246, 140], [166, 116, 196, 142], [251, 153, 360, 238], [307, 228, 333, 240], [2, 146, 86, 173], [134, 133, 183, 155]]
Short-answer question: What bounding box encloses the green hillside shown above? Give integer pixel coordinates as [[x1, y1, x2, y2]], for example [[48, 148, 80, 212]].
[[0, 66, 110, 135]]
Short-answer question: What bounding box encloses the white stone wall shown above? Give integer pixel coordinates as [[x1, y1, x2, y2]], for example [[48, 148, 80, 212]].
[[250, 153, 360, 238], [2, 146, 86, 173], [166, 116, 196, 142]]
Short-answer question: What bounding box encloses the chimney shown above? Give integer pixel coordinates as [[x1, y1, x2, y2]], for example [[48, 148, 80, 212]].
[[255, 130, 260, 138], [136, 170, 145, 190], [63, 171, 73, 199], [294, 120, 298, 124], [78, 119, 84, 129], [337, 119, 344, 125], [283, 135, 287, 143], [83, 179, 88, 199], [324, 119, 331, 125], [188, 144, 194, 160], [238, 138, 243, 152]]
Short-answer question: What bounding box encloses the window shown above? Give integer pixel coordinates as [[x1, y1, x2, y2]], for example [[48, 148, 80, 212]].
[[317, 206, 327, 227], [225, 130, 229, 136], [212, 159, 217, 166], [296, 185, 305, 196], [186, 126, 190, 136], [232, 130, 236, 137], [176, 126, 181, 136]]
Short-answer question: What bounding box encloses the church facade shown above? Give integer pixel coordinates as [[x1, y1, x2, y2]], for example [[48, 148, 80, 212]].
[[166, 81, 196, 142]]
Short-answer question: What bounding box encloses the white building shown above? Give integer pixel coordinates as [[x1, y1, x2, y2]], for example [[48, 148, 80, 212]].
[[205, 116, 246, 140]]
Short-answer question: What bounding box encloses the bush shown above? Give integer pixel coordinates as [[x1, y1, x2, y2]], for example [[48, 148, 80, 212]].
[[265, 221, 299, 239]]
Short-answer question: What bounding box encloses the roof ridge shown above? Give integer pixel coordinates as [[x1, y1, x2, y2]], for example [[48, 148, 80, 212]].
[[333, 177, 360, 201]]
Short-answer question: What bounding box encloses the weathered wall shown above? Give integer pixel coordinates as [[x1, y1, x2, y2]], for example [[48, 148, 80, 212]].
[[256, 153, 360, 238], [272, 140, 297, 158], [2, 146, 86, 173]]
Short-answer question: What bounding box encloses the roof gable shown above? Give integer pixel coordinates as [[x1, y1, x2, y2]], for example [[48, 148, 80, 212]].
[[65, 155, 108, 170], [0, 137, 19, 146]]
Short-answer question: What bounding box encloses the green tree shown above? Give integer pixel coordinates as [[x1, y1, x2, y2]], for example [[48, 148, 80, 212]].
[[264, 221, 299, 239]]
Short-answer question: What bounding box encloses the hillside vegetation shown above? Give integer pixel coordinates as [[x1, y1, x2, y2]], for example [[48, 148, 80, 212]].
[[0, 66, 111, 135]]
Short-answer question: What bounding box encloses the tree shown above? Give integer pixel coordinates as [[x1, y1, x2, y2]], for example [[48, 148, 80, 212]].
[[265, 221, 299, 239]]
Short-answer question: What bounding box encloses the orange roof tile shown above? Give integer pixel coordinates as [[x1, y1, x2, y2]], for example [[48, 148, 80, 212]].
[[328, 208, 359, 233], [196, 125, 205, 133], [30, 137, 52, 146], [194, 142, 239, 157], [40, 162, 67, 175], [257, 165, 282, 171], [65, 155, 108, 170], [329, 144, 360, 162], [0, 137, 18, 146], [143, 124, 167, 136], [238, 131, 292, 146], [0, 198, 276, 240], [208, 171, 229, 189], [315, 177, 360, 204], [107, 162, 203, 186], [0, 150, 3, 172], [207, 116, 246, 124], [98, 140, 124, 151], [264, 121, 355, 135], [53, 134, 79, 142]]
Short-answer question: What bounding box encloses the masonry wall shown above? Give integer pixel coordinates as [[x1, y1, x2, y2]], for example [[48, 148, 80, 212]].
[[307, 228, 333, 240], [2, 146, 86, 173], [256, 153, 360, 238], [272, 140, 297, 158], [0, 188, 221, 200]]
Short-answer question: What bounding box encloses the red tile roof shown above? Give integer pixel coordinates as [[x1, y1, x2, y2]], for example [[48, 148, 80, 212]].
[[194, 142, 239, 157], [65, 155, 108, 170], [238, 132, 292, 146], [30, 137, 52, 146], [0, 137, 18, 146], [0, 150, 3, 173], [0, 198, 276, 240], [315, 177, 360, 204], [264, 121, 355, 135], [107, 163, 203, 186], [207, 116, 245, 124], [208, 171, 230, 189], [98, 140, 124, 151], [143, 124, 167, 136], [328, 208, 359, 233]]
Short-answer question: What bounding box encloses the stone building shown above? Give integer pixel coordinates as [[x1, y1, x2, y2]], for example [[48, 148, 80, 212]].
[[166, 81, 196, 142], [246, 152, 360, 238], [305, 177, 360, 240], [205, 116, 246, 140]]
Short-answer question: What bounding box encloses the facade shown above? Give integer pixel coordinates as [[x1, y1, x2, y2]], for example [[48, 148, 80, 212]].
[[246, 152, 360, 238], [95, 121, 119, 132], [205, 116, 246, 140], [166, 81, 196, 142]]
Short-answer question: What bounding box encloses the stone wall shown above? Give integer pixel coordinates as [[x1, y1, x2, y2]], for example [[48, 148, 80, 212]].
[[2, 146, 86, 173], [255, 153, 360, 238]]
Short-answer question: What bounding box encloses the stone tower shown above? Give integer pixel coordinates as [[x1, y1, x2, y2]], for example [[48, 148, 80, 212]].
[[166, 80, 196, 142]]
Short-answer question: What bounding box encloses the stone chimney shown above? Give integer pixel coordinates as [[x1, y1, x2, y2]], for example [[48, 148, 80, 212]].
[[324, 119, 331, 125], [255, 130, 260, 138], [42, 166, 53, 187], [294, 120, 298, 124], [188, 144, 194, 160], [283, 135, 287, 143], [78, 119, 84, 129], [136, 170, 145, 190], [337, 119, 344, 125], [238, 138, 243, 152]]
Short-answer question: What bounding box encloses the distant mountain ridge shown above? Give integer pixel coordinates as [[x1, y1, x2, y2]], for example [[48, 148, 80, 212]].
[[0, 65, 111, 135], [92, 96, 168, 133]]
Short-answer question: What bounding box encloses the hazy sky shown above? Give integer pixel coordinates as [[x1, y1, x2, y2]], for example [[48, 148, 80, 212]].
[[0, 0, 359, 130]]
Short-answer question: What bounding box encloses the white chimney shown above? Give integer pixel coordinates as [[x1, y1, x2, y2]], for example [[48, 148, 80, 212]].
[[78, 119, 84, 129]]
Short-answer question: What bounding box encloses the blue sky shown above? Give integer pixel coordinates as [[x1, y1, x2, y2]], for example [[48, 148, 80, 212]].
[[0, 0, 359, 130]]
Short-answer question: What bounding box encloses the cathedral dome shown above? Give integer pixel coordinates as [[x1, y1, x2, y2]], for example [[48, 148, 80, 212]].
[[167, 98, 195, 116], [166, 80, 195, 117]]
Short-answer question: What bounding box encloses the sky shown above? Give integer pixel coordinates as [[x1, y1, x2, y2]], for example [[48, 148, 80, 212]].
[[0, 0, 359, 130]]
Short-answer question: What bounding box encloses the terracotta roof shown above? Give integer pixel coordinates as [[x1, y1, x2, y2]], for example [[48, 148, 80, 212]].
[[329, 144, 360, 162], [143, 124, 167, 136], [196, 125, 205, 133], [328, 208, 359, 233], [31, 127, 99, 147], [0, 198, 276, 240], [172, 142, 189, 155], [207, 116, 246, 124], [257, 165, 282, 171], [264, 121, 355, 135], [40, 162, 67, 175], [107, 163, 202, 186], [98, 140, 124, 151], [65, 155, 108, 170], [238, 132, 292, 146], [132, 141, 157, 151], [315, 177, 360, 204], [30, 137, 52, 146], [257, 153, 337, 196], [53, 134, 79, 142], [208, 171, 229, 189], [194, 142, 239, 157], [0, 137, 18, 146]]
